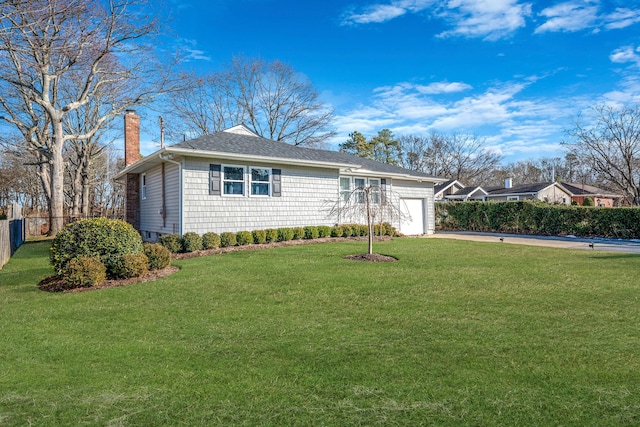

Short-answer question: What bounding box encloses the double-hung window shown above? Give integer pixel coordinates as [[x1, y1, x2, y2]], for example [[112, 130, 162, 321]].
[[251, 167, 270, 196], [354, 178, 366, 204], [223, 166, 245, 196], [141, 173, 147, 200], [369, 178, 381, 204], [340, 177, 351, 202]]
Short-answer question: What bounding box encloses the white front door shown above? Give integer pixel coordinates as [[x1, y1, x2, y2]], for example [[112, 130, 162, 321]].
[[400, 198, 424, 235]]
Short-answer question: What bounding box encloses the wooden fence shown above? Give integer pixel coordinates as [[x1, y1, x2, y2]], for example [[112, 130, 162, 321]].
[[0, 219, 25, 270]]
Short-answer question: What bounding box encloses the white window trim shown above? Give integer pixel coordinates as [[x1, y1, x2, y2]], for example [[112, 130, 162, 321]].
[[141, 173, 147, 200], [339, 176, 383, 204], [222, 164, 246, 197], [507, 196, 520, 201], [369, 178, 381, 205], [249, 166, 272, 197], [339, 177, 351, 202]]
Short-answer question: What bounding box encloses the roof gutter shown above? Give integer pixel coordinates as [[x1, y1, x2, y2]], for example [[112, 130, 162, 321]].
[[159, 152, 183, 236]]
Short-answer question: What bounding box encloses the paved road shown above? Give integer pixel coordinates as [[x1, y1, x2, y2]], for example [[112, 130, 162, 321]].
[[427, 231, 640, 254]]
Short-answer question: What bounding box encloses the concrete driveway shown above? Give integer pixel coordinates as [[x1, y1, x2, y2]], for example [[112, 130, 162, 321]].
[[427, 231, 640, 254]]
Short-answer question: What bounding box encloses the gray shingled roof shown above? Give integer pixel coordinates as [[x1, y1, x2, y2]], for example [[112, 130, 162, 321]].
[[170, 129, 440, 180], [560, 182, 621, 197], [487, 182, 555, 195]]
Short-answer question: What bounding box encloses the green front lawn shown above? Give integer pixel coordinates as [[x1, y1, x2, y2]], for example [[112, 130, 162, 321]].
[[1, 239, 639, 426]]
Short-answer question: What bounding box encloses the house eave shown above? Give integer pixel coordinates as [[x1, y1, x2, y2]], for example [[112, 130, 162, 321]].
[[115, 147, 445, 184]]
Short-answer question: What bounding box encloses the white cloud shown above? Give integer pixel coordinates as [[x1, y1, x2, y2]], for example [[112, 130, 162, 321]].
[[535, 2, 640, 34], [177, 38, 211, 62], [610, 45, 640, 67], [603, 8, 640, 30], [341, 0, 530, 39], [341, 0, 434, 25], [535, 1, 599, 33], [437, 0, 532, 40], [330, 77, 581, 160]]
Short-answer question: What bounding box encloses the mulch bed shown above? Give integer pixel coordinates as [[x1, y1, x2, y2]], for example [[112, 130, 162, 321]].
[[343, 253, 397, 262], [38, 236, 395, 293]]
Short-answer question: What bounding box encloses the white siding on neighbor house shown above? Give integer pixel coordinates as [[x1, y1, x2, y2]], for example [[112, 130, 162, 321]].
[[181, 158, 339, 234], [538, 186, 571, 205], [139, 162, 180, 241]]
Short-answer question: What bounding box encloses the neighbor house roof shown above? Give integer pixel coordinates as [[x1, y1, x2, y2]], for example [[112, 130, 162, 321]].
[[434, 179, 464, 195], [116, 125, 445, 183], [486, 182, 569, 196], [560, 182, 622, 198]]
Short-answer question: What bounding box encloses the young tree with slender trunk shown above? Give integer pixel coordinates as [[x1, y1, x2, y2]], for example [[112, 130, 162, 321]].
[[326, 182, 404, 255]]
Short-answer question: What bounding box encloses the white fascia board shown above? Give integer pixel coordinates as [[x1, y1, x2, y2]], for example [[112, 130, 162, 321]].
[[341, 168, 446, 184], [113, 150, 166, 180], [167, 147, 356, 169]]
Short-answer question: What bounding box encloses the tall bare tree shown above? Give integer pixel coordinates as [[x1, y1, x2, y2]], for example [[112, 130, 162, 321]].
[[167, 57, 335, 146], [0, 0, 172, 234], [398, 132, 502, 184], [566, 105, 640, 205]]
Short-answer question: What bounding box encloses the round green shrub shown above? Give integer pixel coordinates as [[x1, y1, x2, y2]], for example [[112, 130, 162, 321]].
[[341, 225, 353, 238], [330, 226, 343, 237], [236, 231, 253, 246], [63, 257, 106, 288], [181, 232, 203, 252], [277, 228, 294, 242], [582, 197, 594, 207], [382, 222, 397, 236], [292, 227, 305, 240], [202, 232, 221, 249], [304, 226, 319, 240], [265, 228, 279, 243], [50, 217, 143, 276], [253, 229, 267, 244], [318, 225, 331, 238], [144, 243, 171, 270], [220, 232, 237, 247], [112, 253, 149, 279], [158, 234, 183, 253]]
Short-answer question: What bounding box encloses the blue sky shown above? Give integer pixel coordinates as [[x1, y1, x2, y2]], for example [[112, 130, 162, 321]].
[[153, 0, 640, 162]]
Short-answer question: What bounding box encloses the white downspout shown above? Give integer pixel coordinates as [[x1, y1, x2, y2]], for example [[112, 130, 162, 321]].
[[159, 153, 183, 236]]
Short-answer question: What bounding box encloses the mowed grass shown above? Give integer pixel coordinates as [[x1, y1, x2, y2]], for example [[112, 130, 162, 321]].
[[1, 239, 639, 426]]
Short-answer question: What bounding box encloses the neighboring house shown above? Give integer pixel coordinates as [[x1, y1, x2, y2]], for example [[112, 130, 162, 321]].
[[434, 180, 465, 201], [485, 181, 572, 205], [434, 179, 488, 202], [447, 186, 488, 201], [115, 112, 445, 240], [560, 182, 623, 207]]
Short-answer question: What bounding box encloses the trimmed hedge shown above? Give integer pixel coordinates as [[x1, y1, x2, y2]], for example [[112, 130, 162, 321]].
[[144, 243, 171, 270], [181, 232, 203, 253], [292, 227, 305, 240], [63, 257, 106, 288], [111, 253, 149, 279], [436, 201, 640, 239], [252, 230, 267, 244], [265, 229, 279, 243], [236, 231, 253, 246], [317, 225, 331, 238], [303, 226, 319, 240], [50, 217, 143, 276], [202, 232, 221, 250], [158, 234, 183, 253], [220, 232, 237, 248], [277, 228, 294, 242]]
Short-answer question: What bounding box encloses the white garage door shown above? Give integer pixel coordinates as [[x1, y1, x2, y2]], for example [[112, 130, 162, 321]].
[[400, 198, 424, 235]]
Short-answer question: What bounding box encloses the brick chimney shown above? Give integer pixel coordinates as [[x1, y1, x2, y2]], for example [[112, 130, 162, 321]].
[[124, 110, 140, 166]]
